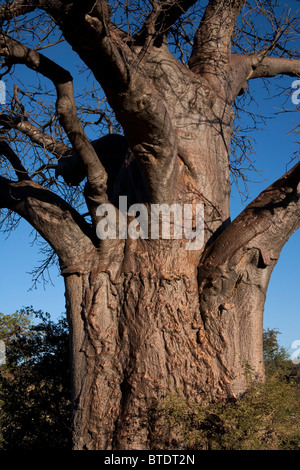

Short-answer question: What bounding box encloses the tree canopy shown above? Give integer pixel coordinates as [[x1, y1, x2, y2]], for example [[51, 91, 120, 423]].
[[0, 308, 71, 450]]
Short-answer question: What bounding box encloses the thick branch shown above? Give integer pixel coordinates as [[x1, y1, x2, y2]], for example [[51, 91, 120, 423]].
[[189, 0, 246, 95], [230, 54, 300, 101], [135, 0, 198, 46], [248, 56, 300, 80], [0, 175, 97, 271], [201, 160, 300, 270], [0, 30, 109, 223]]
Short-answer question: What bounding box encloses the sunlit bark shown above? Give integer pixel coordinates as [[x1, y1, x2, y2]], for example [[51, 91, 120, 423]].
[[0, 0, 299, 450]]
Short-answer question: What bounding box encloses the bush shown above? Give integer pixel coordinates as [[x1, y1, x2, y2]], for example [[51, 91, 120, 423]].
[[158, 372, 300, 450], [0, 308, 72, 450], [157, 332, 300, 451]]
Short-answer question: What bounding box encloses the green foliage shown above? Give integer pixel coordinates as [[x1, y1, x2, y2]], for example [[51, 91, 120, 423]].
[[1, 313, 299, 451], [0, 310, 33, 343], [263, 328, 292, 378], [159, 376, 300, 450], [0, 307, 72, 450], [158, 329, 300, 450]]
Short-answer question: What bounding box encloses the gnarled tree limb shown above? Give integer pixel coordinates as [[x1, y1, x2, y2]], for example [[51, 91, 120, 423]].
[[51, 6, 179, 203], [200, 159, 300, 271], [0, 30, 109, 224], [189, 0, 246, 97], [230, 53, 300, 100], [0, 175, 97, 271]]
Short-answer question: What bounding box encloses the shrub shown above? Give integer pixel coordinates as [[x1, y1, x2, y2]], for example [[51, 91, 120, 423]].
[[157, 368, 300, 450]]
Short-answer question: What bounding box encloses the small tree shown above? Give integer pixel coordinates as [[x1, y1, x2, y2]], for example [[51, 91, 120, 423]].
[[0, 308, 71, 450], [263, 328, 293, 378]]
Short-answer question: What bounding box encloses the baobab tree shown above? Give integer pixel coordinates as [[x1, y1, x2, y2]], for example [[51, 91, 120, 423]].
[[0, 0, 299, 450]]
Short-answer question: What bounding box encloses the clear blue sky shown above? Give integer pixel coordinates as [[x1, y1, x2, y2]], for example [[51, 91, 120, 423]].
[[0, 3, 299, 358]]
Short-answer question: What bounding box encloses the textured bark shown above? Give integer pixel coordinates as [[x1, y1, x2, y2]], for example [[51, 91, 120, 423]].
[[63, 239, 228, 450], [62, 163, 300, 450], [0, 0, 300, 451]]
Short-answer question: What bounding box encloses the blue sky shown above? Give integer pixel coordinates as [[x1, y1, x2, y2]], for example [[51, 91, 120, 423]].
[[0, 2, 299, 358]]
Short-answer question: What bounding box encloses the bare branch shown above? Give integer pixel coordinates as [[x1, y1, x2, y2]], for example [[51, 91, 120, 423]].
[[229, 53, 300, 101], [248, 55, 300, 80], [0, 139, 30, 180], [135, 0, 199, 46], [0, 113, 70, 157]]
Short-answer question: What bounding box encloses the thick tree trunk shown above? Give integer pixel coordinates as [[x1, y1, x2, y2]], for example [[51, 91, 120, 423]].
[[3, 38, 297, 450], [58, 46, 272, 450], [63, 233, 267, 450], [1, 0, 300, 453]]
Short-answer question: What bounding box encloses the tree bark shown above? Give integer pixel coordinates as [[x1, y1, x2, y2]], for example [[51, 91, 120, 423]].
[[59, 43, 299, 448], [63, 239, 228, 450], [1, 0, 300, 451], [63, 163, 300, 451]]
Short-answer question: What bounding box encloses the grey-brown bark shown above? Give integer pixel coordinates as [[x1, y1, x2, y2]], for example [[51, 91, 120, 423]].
[[0, 0, 299, 450]]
